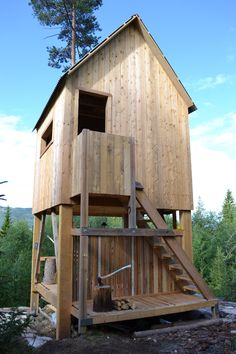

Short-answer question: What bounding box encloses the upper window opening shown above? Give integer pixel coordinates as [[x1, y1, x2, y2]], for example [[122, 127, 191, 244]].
[[41, 121, 53, 155], [78, 91, 107, 134]]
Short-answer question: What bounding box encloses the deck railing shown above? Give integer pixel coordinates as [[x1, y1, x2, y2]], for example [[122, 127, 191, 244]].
[[71, 129, 133, 198]]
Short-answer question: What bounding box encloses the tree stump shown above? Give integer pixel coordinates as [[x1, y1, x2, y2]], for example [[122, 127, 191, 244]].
[[93, 285, 112, 312], [43, 257, 56, 284]]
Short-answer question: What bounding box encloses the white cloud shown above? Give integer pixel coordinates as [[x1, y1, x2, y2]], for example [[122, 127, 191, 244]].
[[0, 115, 35, 207], [195, 74, 232, 90], [190, 112, 236, 211]]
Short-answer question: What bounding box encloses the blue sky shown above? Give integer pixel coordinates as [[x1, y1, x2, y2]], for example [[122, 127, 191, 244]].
[[0, 0, 235, 210]]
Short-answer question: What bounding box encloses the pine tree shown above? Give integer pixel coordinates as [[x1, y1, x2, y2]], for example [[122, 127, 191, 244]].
[[29, 0, 102, 71], [0, 206, 11, 237], [222, 189, 236, 224]]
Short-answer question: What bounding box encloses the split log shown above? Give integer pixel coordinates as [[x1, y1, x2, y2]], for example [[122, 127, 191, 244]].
[[112, 298, 136, 311], [93, 285, 112, 312]]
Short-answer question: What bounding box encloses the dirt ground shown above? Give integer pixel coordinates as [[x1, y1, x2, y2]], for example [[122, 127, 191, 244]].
[[36, 309, 236, 354]]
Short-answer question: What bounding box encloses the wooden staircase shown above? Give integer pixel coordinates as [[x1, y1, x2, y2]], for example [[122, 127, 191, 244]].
[[135, 188, 216, 302]]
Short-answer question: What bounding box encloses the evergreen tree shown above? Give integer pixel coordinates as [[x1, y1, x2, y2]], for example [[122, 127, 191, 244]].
[[209, 246, 227, 297], [0, 206, 11, 237], [192, 199, 219, 281], [0, 220, 32, 307], [222, 189, 236, 224], [29, 0, 102, 71]]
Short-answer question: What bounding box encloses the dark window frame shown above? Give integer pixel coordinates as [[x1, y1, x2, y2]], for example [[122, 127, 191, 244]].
[[40, 121, 53, 156]]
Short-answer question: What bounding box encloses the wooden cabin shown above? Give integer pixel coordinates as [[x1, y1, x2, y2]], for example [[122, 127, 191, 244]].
[[30, 15, 218, 339]]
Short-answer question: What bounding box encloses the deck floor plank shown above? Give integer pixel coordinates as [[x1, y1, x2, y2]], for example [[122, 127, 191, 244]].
[[37, 284, 217, 325]]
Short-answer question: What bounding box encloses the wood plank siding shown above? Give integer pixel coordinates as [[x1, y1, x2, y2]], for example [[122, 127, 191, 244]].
[[68, 22, 193, 210], [72, 130, 132, 197], [72, 234, 176, 300], [33, 21, 193, 212]]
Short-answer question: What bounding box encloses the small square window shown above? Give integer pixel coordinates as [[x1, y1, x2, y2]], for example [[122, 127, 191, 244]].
[[41, 121, 53, 155]]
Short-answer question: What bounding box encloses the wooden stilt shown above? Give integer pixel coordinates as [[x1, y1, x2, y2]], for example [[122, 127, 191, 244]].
[[180, 211, 193, 260], [211, 304, 219, 319], [128, 138, 136, 296], [30, 215, 41, 313], [172, 211, 177, 229], [78, 130, 89, 334], [51, 211, 59, 268], [56, 205, 73, 339]]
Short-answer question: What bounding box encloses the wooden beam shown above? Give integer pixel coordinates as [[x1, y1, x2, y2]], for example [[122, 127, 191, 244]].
[[72, 205, 126, 216], [180, 211, 193, 260], [51, 211, 59, 268], [129, 139, 136, 296], [35, 283, 57, 308], [71, 227, 176, 237], [134, 318, 223, 338], [34, 213, 46, 283], [40, 256, 56, 262], [56, 205, 73, 340], [30, 215, 41, 313], [78, 130, 89, 333], [136, 190, 167, 229]]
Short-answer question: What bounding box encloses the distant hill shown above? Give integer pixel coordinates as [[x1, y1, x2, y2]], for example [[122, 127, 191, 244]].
[[0, 206, 33, 228]]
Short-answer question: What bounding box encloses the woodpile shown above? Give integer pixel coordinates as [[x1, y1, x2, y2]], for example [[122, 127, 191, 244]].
[[112, 298, 136, 311]]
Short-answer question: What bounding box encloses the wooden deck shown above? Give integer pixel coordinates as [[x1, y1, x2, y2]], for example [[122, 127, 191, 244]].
[[72, 292, 217, 325], [36, 283, 217, 325]]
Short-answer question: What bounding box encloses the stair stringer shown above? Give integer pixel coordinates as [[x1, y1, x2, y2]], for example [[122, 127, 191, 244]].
[[136, 189, 216, 301], [136, 218, 196, 294], [137, 219, 184, 291]]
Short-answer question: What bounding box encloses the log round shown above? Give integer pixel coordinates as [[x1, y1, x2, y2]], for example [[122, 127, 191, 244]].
[[43, 257, 56, 284], [93, 285, 112, 312]]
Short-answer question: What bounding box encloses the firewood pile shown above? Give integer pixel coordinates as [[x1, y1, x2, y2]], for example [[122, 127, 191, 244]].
[[112, 298, 136, 311]]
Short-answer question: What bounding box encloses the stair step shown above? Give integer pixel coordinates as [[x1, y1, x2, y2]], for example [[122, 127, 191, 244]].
[[161, 253, 172, 260], [176, 274, 191, 282], [154, 243, 166, 249], [169, 264, 183, 271], [183, 284, 200, 293]]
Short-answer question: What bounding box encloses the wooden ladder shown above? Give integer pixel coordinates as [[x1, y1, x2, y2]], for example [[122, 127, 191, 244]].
[[136, 189, 216, 301]]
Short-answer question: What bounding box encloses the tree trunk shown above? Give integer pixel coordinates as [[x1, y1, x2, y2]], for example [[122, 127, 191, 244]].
[[71, 5, 76, 66]]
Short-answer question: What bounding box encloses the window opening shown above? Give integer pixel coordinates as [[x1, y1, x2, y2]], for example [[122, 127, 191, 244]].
[[78, 91, 107, 134], [41, 121, 53, 155]]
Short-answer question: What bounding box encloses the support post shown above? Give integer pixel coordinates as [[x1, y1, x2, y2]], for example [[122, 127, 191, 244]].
[[78, 130, 89, 333], [128, 138, 136, 296], [30, 215, 41, 313], [56, 205, 73, 339], [51, 211, 59, 268], [211, 304, 219, 319], [180, 211, 193, 260]]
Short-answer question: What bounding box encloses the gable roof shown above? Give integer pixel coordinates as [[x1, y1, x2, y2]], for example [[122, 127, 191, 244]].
[[34, 15, 196, 131]]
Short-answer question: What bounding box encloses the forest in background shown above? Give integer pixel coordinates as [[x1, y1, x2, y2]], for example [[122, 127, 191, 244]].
[[0, 189, 235, 308]]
